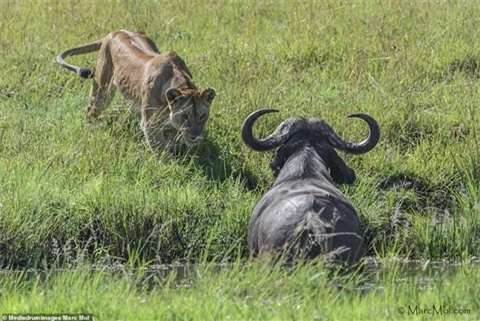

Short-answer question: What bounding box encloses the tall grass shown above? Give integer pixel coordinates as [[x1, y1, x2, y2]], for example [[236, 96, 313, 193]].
[[1, 260, 479, 320], [1, 0, 480, 267]]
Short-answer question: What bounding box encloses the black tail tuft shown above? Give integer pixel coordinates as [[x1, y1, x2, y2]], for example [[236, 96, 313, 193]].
[[78, 68, 94, 79]]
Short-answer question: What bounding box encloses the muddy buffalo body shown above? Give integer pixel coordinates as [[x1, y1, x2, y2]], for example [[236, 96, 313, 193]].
[[242, 109, 380, 265]]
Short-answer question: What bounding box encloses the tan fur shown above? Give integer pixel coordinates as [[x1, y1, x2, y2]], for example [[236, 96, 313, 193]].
[[57, 30, 216, 150]]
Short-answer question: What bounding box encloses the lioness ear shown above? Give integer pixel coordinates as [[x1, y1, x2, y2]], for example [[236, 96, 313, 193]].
[[201, 88, 216, 104], [166, 88, 182, 103]]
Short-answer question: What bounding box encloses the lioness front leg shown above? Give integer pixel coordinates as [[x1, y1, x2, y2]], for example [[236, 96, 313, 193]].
[[140, 107, 171, 150]]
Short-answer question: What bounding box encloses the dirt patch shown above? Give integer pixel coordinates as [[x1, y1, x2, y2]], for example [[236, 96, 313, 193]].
[[75, 213, 188, 264], [448, 57, 479, 79], [377, 173, 430, 192], [382, 118, 438, 152], [376, 173, 455, 213], [286, 50, 343, 72], [427, 56, 480, 84]]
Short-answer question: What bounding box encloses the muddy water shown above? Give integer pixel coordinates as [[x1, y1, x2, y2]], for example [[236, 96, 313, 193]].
[[359, 257, 479, 291], [1, 258, 477, 289]]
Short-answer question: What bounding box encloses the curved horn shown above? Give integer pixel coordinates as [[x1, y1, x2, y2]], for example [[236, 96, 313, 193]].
[[325, 113, 380, 154], [241, 109, 292, 151]]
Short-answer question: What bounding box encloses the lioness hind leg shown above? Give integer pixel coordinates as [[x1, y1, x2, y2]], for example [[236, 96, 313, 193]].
[[85, 45, 116, 120], [85, 81, 116, 119]]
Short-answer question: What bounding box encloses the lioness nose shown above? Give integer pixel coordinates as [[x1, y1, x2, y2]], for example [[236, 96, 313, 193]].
[[189, 127, 203, 138]]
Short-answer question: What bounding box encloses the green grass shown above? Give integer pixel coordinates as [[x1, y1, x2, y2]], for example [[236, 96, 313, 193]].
[[0, 1, 480, 266], [1, 260, 479, 321], [2, 0, 480, 266], [2, 0, 480, 318]]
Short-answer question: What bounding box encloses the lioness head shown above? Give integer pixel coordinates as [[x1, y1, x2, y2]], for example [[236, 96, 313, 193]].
[[166, 87, 216, 146]]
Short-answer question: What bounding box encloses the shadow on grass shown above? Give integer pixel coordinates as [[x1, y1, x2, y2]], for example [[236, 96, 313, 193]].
[[178, 135, 260, 191], [102, 111, 261, 191]]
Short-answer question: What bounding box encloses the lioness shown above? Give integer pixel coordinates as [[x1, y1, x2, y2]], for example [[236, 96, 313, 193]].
[[57, 29, 216, 150]]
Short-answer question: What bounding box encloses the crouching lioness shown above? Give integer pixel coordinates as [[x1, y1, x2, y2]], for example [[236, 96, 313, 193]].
[[57, 29, 216, 150]]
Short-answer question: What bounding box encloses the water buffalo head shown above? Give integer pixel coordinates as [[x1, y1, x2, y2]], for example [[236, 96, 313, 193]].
[[241, 109, 380, 184]]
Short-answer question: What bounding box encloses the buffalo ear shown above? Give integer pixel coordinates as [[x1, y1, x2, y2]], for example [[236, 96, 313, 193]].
[[166, 88, 182, 102], [201, 88, 216, 104], [270, 146, 290, 177], [324, 148, 356, 185], [330, 166, 356, 185]]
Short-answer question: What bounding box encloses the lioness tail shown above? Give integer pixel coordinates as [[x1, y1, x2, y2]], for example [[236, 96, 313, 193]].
[[56, 41, 102, 79]]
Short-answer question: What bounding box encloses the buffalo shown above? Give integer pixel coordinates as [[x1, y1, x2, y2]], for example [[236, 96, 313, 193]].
[[242, 109, 380, 265]]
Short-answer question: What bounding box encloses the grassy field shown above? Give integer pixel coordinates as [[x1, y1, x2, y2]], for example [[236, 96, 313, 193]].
[[1, 0, 480, 319], [1, 260, 479, 320]]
